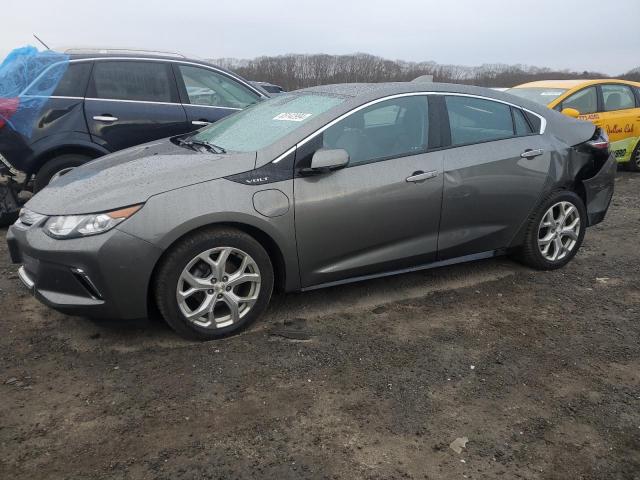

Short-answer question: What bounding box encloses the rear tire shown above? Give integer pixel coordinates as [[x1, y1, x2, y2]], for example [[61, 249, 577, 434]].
[[33, 154, 92, 192], [154, 227, 274, 341], [625, 142, 640, 172], [517, 190, 587, 270]]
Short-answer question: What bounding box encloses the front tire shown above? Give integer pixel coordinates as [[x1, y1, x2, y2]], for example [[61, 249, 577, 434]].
[[518, 190, 587, 270], [154, 227, 274, 340]]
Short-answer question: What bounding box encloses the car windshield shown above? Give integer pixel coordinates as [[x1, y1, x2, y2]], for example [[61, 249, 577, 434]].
[[508, 87, 568, 105], [191, 93, 345, 152]]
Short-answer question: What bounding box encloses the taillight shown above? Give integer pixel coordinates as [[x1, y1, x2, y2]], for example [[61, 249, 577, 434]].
[[0, 97, 19, 129], [587, 127, 609, 151]]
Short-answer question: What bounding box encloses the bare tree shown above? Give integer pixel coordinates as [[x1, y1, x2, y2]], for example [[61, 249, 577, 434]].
[[211, 53, 625, 90]]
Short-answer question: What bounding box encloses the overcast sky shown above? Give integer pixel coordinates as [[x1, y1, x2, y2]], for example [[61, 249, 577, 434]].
[[2, 0, 638, 75]]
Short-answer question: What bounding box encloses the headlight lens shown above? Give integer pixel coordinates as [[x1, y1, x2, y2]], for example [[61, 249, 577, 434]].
[[44, 205, 142, 239]]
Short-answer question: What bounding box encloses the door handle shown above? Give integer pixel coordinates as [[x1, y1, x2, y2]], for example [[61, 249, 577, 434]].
[[93, 115, 118, 122], [406, 170, 438, 183], [191, 120, 210, 126], [521, 148, 544, 159]]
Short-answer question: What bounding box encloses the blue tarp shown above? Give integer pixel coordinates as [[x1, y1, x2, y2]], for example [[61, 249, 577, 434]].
[[0, 45, 69, 138]]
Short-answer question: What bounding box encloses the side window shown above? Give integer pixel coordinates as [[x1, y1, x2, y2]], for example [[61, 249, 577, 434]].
[[53, 63, 92, 97], [322, 96, 429, 166], [512, 108, 533, 136], [91, 61, 174, 103], [561, 87, 597, 114], [445, 96, 514, 146], [602, 84, 636, 111], [26, 62, 90, 97], [178, 65, 259, 109]]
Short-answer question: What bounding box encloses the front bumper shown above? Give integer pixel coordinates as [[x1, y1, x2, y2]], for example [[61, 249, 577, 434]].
[[7, 222, 163, 320], [583, 153, 617, 227]]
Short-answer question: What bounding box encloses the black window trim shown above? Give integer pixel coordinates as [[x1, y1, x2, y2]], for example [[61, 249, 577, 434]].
[[171, 62, 260, 110]]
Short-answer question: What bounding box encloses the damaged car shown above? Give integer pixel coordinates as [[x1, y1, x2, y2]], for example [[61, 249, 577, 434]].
[[0, 46, 267, 223], [7, 83, 616, 340]]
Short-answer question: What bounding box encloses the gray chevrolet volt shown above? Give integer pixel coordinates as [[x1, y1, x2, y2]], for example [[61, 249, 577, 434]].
[[7, 83, 616, 340]]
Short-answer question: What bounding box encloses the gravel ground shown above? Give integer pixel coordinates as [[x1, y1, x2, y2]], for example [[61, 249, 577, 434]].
[[1, 172, 639, 480]]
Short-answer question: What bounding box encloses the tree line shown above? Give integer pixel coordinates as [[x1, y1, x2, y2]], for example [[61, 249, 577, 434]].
[[213, 53, 640, 90]]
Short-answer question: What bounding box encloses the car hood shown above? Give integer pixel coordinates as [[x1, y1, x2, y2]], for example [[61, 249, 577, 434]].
[[26, 138, 257, 215]]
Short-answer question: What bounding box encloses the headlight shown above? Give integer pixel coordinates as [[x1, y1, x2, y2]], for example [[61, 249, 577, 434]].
[[44, 205, 142, 239]]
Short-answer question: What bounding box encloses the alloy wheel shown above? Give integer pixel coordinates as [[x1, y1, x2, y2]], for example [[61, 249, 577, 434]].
[[176, 247, 261, 328], [537, 201, 581, 262]]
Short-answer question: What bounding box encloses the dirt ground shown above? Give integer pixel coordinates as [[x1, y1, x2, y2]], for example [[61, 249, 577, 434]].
[[1, 172, 639, 480]]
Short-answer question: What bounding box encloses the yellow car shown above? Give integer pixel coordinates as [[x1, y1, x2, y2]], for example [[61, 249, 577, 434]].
[[509, 79, 640, 171]]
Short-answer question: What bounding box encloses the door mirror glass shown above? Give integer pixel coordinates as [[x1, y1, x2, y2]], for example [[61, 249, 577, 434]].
[[561, 107, 581, 118], [310, 148, 349, 170]]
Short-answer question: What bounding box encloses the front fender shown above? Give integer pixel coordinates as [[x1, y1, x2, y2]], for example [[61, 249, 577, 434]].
[[118, 178, 301, 292]]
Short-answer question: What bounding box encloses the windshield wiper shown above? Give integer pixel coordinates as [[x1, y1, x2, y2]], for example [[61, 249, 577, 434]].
[[177, 138, 226, 154]]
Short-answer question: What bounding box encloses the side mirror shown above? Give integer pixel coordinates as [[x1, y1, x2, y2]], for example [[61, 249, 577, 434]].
[[561, 107, 581, 119], [307, 148, 349, 173]]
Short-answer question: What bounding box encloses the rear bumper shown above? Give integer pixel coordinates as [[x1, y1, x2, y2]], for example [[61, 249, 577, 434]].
[[7, 222, 163, 319], [583, 153, 617, 227]]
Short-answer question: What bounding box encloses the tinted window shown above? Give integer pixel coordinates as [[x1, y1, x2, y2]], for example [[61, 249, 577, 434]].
[[445, 96, 513, 146], [323, 96, 429, 165], [26, 62, 91, 97], [92, 61, 173, 102], [179, 65, 259, 109], [53, 62, 92, 97], [513, 108, 533, 135], [602, 84, 636, 111], [561, 87, 597, 114]]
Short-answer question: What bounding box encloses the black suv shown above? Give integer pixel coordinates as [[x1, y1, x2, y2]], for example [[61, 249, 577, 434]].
[[0, 48, 267, 195]]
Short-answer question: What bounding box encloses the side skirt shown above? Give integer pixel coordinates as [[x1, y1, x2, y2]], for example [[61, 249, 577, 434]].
[[301, 249, 504, 292]]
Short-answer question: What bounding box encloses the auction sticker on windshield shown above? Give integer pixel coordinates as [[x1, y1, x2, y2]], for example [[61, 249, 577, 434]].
[[273, 113, 313, 121]]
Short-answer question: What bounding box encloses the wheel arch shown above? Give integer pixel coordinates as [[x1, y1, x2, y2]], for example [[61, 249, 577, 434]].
[[146, 221, 290, 318], [29, 142, 109, 175]]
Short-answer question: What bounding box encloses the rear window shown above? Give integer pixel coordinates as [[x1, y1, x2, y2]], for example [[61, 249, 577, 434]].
[[602, 84, 636, 111], [445, 96, 514, 146], [508, 87, 567, 105], [512, 108, 533, 135], [52, 62, 91, 97], [192, 93, 345, 152], [91, 61, 174, 103]]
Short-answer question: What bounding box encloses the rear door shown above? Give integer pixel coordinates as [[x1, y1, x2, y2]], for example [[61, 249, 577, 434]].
[[597, 83, 640, 163], [438, 95, 550, 260], [84, 60, 189, 152], [173, 64, 261, 129], [294, 95, 444, 288]]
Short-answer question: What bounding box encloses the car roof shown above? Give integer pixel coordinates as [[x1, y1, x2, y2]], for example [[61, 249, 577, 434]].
[[59, 48, 252, 85], [512, 79, 640, 89], [296, 81, 544, 102]]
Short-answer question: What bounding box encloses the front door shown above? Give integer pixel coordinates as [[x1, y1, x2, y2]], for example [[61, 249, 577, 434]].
[[294, 95, 444, 288], [84, 60, 190, 152]]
